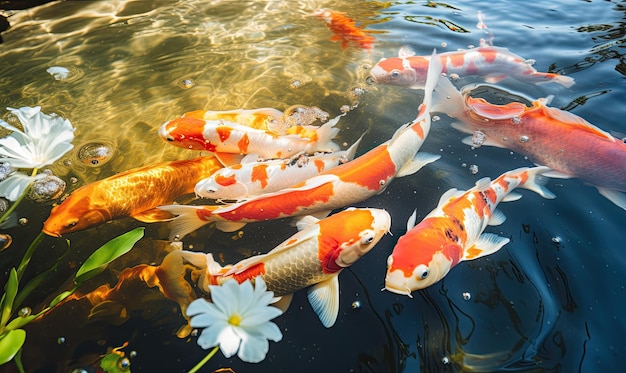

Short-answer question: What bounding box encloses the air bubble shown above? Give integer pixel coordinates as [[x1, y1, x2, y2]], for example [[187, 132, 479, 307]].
[[177, 79, 195, 89], [472, 130, 486, 147], [469, 164, 478, 174], [519, 135, 529, 143], [77, 142, 115, 167], [57, 336, 66, 344], [290, 80, 302, 89], [351, 300, 361, 309], [29, 172, 66, 202], [0, 234, 11, 251], [462, 292, 471, 300], [0, 162, 12, 181], [18, 307, 31, 317]]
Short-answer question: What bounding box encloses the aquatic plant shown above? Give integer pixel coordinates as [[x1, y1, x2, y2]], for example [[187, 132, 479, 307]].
[[0, 227, 145, 369], [0, 106, 75, 224], [186, 277, 283, 370]]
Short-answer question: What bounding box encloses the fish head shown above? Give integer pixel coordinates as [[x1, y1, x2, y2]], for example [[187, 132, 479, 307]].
[[384, 224, 461, 296], [317, 207, 391, 273], [43, 195, 112, 236], [369, 57, 418, 87], [194, 172, 248, 200], [158, 116, 212, 151]]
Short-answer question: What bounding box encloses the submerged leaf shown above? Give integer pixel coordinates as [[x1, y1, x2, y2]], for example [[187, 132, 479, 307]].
[[0, 328, 26, 365], [1, 268, 18, 327], [74, 227, 144, 284]]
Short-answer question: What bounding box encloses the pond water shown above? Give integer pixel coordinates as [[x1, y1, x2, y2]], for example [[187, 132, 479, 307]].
[[1, 0, 625, 372]]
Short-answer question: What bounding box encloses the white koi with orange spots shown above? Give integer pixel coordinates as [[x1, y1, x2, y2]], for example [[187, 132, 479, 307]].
[[158, 110, 341, 160], [158, 51, 444, 239], [384, 166, 555, 296], [369, 46, 574, 89], [194, 136, 363, 201]]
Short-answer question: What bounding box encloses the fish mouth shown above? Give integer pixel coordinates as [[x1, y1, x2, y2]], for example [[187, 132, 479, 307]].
[[41, 228, 61, 238], [383, 284, 413, 298]]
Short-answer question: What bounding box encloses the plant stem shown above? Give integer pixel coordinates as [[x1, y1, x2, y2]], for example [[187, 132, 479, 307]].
[[188, 345, 220, 373], [16, 231, 45, 282], [0, 168, 37, 225]]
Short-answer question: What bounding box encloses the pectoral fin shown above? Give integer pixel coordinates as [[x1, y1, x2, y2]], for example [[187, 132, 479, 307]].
[[215, 152, 244, 167], [463, 233, 510, 260], [597, 187, 626, 211], [396, 152, 441, 178], [307, 275, 340, 328], [132, 208, 176, 223]]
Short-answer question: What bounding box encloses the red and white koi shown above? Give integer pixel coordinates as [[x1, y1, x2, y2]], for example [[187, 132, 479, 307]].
[[314, 8, 375, 50], [385, 167, 555, 296], [194, 135, 363, 201], [369, 46, 574, 89], [145, 208, 391, 328], [158, 51, 444, 239], [158, 110, 341, 160], [432, 75, 626, 211]]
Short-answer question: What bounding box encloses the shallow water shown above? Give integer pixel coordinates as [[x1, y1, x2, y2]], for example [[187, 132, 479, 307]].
[[0, 0, 625, 372]]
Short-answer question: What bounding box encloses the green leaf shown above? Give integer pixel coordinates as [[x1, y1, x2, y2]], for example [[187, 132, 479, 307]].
[[1, 269, 18, 327], [0, 328, 26, 365], [5, 315, 37, 331], [48, 289, 76, 309], [74, 228, 144, 285]]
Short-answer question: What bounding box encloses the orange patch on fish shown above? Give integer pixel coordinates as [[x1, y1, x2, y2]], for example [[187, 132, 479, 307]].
[[183, 110, 208, 119], [335, 146, 396, 190], [231, 263, 266, 284], [215, 174, 237, 186], [237, 133, 250, 153], [464, 246, 483, 260], [251, 164, 269, 189], [314, 159, 325, 172], [216, 126, 232, 142]]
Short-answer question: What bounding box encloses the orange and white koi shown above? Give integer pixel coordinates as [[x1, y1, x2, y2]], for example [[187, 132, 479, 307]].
[[158, 110, 341, 160], [194, 136, 362, 201], [369, 46, 574, 89], [385, 166, 555, 296], [198, 107, 285, 132], [432, 75, 626, 211], [42, 156, 223, 237], [314, 8, 375, 50], [158, 51, 444, 239]]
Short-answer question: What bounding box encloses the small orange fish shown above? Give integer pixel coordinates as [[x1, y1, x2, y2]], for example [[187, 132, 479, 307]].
[[314, 8, 375, 50], [42, 156, 223, 237]]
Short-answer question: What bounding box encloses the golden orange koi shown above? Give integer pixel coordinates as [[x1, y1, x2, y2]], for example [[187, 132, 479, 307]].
[[385, 167, 555, 296], [314, 8, 375, 50], [42, 156, 223, 237]]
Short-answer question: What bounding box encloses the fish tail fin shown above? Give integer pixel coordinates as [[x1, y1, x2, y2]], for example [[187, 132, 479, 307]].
[[516, 166, 556, 199], [345, 133, 364, 160], [315, 114, 342, 152], [534, 73, 575, 88], [157, 204, 217, 240], [431, 68, 465, 119]]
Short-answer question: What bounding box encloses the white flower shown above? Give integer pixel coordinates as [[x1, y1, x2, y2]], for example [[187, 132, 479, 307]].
[[0, 106, 75, 169], [186, 277, 283, 363]]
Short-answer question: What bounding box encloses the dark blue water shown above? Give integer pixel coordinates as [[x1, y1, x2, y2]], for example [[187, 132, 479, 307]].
[[1, 1, 625, 372]]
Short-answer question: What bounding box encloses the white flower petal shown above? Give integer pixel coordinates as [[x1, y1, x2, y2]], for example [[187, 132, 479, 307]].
[[210, 279, 240, 315], [186, 298, 213, 317], [250, 321, 283, 343], [196, 322, 224, 350], [240, 306, 283, 327], [237, 332, 269, 363], [218, 326, 241, 358], [0, 173, 36, 201]]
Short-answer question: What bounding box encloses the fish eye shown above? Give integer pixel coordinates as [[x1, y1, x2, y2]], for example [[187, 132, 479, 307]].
[[65, 219, 78, 228], [416, 264, 430, 280], [360, 230, 376, 245], [166, 136, 175, 142], [391, 70, 400, 78]]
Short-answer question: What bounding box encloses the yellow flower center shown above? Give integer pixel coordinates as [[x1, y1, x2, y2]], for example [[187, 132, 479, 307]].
[[228, 313, 242, 326]]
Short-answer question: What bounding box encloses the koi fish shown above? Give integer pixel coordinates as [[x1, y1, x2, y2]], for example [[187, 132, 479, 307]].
[[198, 107, 285, 132], [158, 110, 341, 162], [314, 8, 375, 50], [157, 51, 444, 239], [194, 135, 362, 201], [141, 208, 390, 331], [385, 166, 555, 296], [369, 46, 574, 89], [42, 156, 223, 237], [432, 75, 626, 211]]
